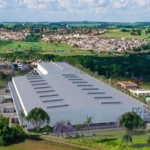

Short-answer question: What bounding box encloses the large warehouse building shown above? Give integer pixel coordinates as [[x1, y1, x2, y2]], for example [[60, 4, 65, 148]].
[[9, 62, 144, 129]]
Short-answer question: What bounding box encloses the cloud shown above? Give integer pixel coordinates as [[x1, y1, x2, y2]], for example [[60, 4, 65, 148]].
[[0, 0, 149, 21]]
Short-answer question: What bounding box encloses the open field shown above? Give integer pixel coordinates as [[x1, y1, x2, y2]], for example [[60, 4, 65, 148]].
[[100, 29, 149, 39], [1, 139, 75, 150], [0, 41, 76, 52]]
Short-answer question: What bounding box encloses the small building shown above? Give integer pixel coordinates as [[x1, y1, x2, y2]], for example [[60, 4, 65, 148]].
[[129, 89, 150, 97], [117, 81, 137, 90]]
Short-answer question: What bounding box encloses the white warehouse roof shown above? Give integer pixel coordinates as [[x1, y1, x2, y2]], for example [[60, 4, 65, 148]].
[[9, 62, 144, 129]]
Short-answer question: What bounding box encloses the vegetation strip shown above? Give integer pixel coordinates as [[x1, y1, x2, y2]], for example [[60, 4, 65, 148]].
[[43, 138, 97, 150]]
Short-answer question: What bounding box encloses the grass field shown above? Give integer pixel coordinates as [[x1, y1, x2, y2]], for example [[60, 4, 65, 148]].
[[100, 29, 149, 39], [1, 139, 75, 150], [0, 41, 76, 52], [69, 130, 150, 150]]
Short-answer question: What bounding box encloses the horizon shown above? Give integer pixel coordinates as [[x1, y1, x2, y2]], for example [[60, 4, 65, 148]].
[[0, 0, 150, 22], [0, 21, 150, 23]]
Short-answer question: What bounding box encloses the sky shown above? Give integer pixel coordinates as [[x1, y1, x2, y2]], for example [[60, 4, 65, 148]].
[[0, 0, 150, 22]]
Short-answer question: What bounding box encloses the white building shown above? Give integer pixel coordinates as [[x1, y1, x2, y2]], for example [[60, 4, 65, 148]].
[[9, 62, 144, 129], [129, 89, 150, 97]]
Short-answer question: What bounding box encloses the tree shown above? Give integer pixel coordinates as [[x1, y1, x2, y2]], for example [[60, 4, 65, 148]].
[[84, 116, 92, 135], [53, 121, 74, 138], [53, 121, 66, 137], [75, 123, 84, 135], [26, 107, 50, 129], [119, 112, 144, 136], [19, 109, 25, 126], [43, 125, 52, 134], [0, 115, 12, 146]]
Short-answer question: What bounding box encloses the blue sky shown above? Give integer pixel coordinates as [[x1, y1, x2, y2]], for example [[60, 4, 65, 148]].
[[0, 0, 150, 22]]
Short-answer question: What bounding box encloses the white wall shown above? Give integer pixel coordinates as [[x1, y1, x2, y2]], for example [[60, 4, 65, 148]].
[[12, 79, 27, 116]]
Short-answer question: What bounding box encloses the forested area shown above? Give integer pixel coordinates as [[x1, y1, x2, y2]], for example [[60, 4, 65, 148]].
[[1, 52, 150, 81]]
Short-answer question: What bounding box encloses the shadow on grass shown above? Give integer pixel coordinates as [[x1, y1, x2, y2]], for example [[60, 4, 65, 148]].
[[6, 134, 43, 147], [6, 136, 26, 146], [26, 134, 43, 141], [95, 138, 117, 143], [131, 143, 150, 148]]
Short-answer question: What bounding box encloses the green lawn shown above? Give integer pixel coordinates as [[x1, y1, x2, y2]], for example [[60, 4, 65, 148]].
[[0, 41, 76, 52], [100, 29, 149, 39], [2, 139, 75, 150]]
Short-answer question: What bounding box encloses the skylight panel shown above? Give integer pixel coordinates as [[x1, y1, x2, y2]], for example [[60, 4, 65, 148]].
[[39, 94, 59, 98], [77, 84, 93, 87], [29, 80, 45, 83], [72, 81, 88, 83], [87, 92, 105, 94], [94, 96, 113, 99], [34, 86, 51, 89], [82, 88, 99, 90], [36, 90, 55, 93], [100, 101, 121, 104], [62, 74, 76, 76], [43, 99, 63, 102], [68, 79, 83, 81], [28, 77, 42, 80], [64, 76, 78, 78], [47, 104, 69, 108], [32, 83, 48, 86]]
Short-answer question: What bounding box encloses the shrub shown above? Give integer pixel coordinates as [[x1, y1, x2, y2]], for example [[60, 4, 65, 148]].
[[147, 136, 150, 144], [122, 134, 132, 145]]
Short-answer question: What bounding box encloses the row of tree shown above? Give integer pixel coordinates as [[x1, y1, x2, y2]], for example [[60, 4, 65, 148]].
[[1, 53, 150, 81]]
